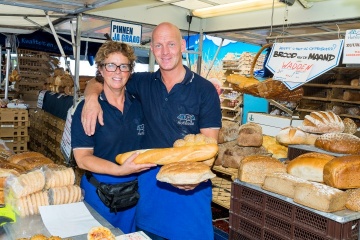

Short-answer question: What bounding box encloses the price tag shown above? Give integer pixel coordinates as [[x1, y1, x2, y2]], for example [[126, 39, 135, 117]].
[[273, 61, 313, 83]]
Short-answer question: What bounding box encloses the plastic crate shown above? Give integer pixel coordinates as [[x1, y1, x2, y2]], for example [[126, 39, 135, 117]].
[[230, 182, 359, 240], [0, 126, 28, 138]]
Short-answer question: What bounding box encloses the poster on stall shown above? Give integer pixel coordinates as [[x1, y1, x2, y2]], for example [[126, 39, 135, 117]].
[[342, 29, 360, 64], [266, 39, 344, 90], [111, 21, 142, 45]]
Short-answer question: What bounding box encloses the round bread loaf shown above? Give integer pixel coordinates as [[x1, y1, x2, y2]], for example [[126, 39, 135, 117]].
[[343, 118, 358, 134], [299, 111, 344, 134], [156, 161, 216, 185], [7, 151, 45, 164], [315, 133, 360, 155], [346, 188, 360, 211], [287, 152, 335, 182]]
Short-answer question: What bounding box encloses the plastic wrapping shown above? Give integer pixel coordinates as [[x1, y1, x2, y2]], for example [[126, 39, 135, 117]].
[[43, 164, 76, 189]]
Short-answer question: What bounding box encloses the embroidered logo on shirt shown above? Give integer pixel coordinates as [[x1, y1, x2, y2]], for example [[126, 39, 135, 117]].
[[177, 114, 195, 126], [137, 124, 145, 135]]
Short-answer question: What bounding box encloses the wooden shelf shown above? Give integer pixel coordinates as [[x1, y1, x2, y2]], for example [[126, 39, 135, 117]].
[[304, 83, 360, 90]]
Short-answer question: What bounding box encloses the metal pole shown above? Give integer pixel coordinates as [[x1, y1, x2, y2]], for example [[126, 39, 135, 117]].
[[74, 13, 82, 105], [206, 38, 224, 78], [4, 38, 11, 100], [0, 45, 2, 85], [196, 21, 204, 75]]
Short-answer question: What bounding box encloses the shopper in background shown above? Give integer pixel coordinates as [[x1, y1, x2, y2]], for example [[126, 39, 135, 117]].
[[81, 22, 222, 239], [71, 40, 155, 233]]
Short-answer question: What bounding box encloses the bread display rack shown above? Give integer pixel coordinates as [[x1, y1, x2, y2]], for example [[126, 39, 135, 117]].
[[297, 67, 360, 124], [230, 180, 360, 240], [220, 81, 243, 123]]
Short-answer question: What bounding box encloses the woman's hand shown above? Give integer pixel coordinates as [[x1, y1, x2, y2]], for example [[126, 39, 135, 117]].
[[81, 94, 103, 136], [120, 152, 157, 175]]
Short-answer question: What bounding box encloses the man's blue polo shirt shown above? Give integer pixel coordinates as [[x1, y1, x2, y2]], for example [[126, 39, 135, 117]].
[[127, 66, 222, 239]]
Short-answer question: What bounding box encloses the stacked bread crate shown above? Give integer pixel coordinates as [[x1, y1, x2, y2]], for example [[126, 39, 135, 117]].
[[0, 108, 30, 153], [16, 48, 60, 106]]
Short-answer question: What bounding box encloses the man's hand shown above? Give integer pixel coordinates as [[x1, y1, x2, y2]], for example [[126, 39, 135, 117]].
[[81, 94, 103, 136]]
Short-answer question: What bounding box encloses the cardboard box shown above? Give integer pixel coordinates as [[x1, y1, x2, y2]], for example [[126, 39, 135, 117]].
[[246, 112, 303, 137]]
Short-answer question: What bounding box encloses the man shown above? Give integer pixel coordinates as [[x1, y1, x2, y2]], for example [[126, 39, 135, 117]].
[[82, 22, 221, 239]]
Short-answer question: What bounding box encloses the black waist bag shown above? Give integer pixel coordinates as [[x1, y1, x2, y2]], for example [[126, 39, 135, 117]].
[[86, 172, 140, 213]]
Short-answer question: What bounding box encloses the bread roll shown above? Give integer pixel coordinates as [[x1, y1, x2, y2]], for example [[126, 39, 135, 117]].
[[293, 181, 348, 212], [87, 226, 115, 240], [323, 155, 360, 189], [345, 188, 360, 211], [262, 172, 309, 198], [156, 162, 216, 184], [276, 127, 319, 146], [262, 135, 288, 159], [237, 122, 263, 147], [116, 144, 218, 165], [299, 111, 344, 134], [218, 121, 239, 144], [315, 133, 360, 155], [286, 152, 335, 182], [238, 155, 286, 185], [343, 118, 358, 134]]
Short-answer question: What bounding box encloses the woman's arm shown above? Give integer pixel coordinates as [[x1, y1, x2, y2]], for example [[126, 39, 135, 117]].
[[81, 78, 104, 136]]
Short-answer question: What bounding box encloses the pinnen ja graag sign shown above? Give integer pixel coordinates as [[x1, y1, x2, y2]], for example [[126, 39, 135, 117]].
[[111, 21, 142, 45]]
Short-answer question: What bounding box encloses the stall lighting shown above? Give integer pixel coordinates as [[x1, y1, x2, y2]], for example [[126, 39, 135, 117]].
[[191, 0, 286, 18]]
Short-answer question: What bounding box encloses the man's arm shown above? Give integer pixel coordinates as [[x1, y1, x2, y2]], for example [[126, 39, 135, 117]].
[[200, 128, 219, 142], [81, 78, 104, 136]]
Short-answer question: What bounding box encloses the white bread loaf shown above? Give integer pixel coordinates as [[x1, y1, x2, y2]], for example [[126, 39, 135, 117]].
[[238, 155, 286, 185], [262, 172, 309, 198], [323, 155, 360, 189], [156, 162, 216, 184], [345, 188, 360, 211], [286, 152, 335, 182], [299, 111, 344, 134], [276, 127, 319, 146], [237, 122, 263, 147], [315, 133, 360, 155], [293, 181, 348, 212], [116, 144, 219, 165]]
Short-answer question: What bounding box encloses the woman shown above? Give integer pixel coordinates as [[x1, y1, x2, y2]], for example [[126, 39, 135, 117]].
[[71, 40, 155, 233]]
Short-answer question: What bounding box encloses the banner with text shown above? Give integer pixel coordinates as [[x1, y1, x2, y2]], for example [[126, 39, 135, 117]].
[[343, 29, 360, 64], [111, 21, 142, 45], [266, 39, 344, 90]]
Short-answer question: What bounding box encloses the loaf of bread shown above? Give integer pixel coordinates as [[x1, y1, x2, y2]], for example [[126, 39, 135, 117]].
[[343, 90, 360, 101], [218, 120, 239, 144], [276, 127, 319, 146], [345, 188, 360, 211], [238, 155, 286, 185], [299, 111, 344, 134], [286, 152, 335, 182], [323, 155, 360, 189], [343, 118, 358, 134], [222, 145, 268, 168], [226, 74, 258, 88], [237, 122, 263, 147], [16, 156, 54, 171], [7, 151, 45, 164], [156, 162, 216, 184], [116, 144, 219, 165], [262, 135, 288, 159], [214, 140, 236, 166], [173, 133, 217, 147], [262, 172, 309, 198], [315, 133, 360, 155], [294, 181, 348, 212]]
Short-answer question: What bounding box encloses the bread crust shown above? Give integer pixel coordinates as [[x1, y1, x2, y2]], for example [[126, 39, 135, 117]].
[[315, 133, 360, 155], [116, 144, 219, 165]]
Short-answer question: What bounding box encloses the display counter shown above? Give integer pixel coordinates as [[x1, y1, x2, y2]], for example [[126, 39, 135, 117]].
[[230, 180, 360, 240], [3, 202, 123, 239]]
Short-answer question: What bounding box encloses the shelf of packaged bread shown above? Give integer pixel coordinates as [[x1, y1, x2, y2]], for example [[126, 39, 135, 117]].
[[220, 99, 242, 111]]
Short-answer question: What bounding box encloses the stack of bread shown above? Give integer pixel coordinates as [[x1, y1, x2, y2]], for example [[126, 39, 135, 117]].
[[275, 111, 359, 156], [1, 151, 82, 217], [116, 133, 219, 185], [260, 151, 360, 213], [215, 121, 286, 171]]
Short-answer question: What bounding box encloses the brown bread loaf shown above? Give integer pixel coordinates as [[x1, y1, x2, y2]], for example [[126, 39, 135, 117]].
[[222, 145, 268, 168], [237, 122, 263, 147], [345, 188, 360, 211], [218, 120, 239, 144], [315, 133, 360, 155], [323, 155, 360, 189]]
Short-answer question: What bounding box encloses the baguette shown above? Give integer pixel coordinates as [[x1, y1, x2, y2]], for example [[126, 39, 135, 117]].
[[116, 144, 219, 165]]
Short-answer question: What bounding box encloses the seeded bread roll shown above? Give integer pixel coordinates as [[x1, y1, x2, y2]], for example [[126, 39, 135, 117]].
[[342, 118, 358, 134], [323, 155, 360, 189], [345, 188, 360, 211], [315, 133, 360, 155], [156, 162, 216, 184]]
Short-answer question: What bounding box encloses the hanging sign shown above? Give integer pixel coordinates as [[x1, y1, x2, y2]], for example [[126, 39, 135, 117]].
[[342, 29, 360, 64], [110, 21, 142, 45], [266, 39, 344, 90]]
